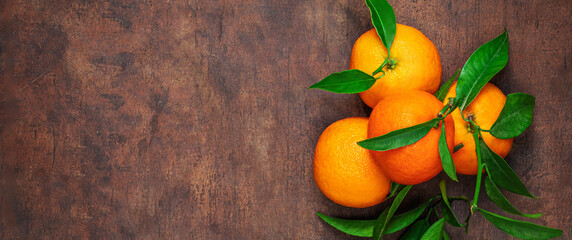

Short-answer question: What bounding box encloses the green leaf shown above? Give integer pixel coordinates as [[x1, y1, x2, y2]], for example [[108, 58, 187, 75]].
[[439, 180, 464, 227], [420, 218, 445, 240], [435, 69, 460, 101], [386, 195, 439, 234], [316, 213, 375, 237], [400, 220, 430, 240], [439, 121, 457, 181], [456, 30, 509, 110], [364, 0, 396, 52], [490, 93, 535, 139], [309, 69, 376, 93], [358, 118, 441, 151], [479, 209, 562, 239], [479, 138, 536, 198], [373, 185, 413, 240], [483, 175, 542, 219], [389, 182, 406, 198], [316, 195, 435, 237]]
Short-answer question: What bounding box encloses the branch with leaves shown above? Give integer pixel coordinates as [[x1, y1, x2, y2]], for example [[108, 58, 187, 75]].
[[311, 0, 562, 239]]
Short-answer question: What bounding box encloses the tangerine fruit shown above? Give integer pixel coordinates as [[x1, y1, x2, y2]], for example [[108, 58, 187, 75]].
[[313, 117, 391, 208], [350, 24, 442, 108], [368, 90, 454, 185], [443, 82, 513, 175]]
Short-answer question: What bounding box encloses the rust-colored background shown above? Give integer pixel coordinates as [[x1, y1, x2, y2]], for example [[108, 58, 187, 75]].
[[1, 0, 571, 239]]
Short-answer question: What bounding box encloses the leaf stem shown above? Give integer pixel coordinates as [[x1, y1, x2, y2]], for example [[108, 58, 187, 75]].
[[444, 107, 456, 116], [445, 99, 457, 115], [460, 109, 469, 122], [438, 99, 455, 118], [372, 55, 391, 76], [437, 98, 456, 119], [471, 125, 484, 213]]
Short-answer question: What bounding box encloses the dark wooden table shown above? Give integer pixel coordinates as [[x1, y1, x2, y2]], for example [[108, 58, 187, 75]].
[[1, 0, 570, 239]]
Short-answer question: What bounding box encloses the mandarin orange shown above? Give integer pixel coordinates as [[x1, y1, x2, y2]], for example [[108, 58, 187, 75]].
[[443, 82, 513, 175], [368, 90, 454, 185], [350, 24, 442, 108], [313, 117, 391, 208]]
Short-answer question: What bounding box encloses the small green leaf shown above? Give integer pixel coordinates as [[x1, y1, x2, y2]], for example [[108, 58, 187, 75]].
[[358, 118, 441, 151], [439, 121, 457, 181], [435, 69, 460, 101], [400, 220, 430, 240], [439, 180, 464, 227], [479, 138, 536, 198], [316, 213, 375, 237], [420, 218, 445, 240], [479, 209, 562, 239], [365, 0, 396, 52], [456, 30, 509, 110], [490, 93, 535, 139], [309, 69, 376, 93], [483, 175, 542, 219], [373, 185, 413, 240]]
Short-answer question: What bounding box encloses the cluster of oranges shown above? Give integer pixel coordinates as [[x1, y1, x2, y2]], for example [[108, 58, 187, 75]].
[[313, 24, 513, 208]]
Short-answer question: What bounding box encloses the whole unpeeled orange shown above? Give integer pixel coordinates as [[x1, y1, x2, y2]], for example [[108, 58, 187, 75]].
[[313, 117, 391, 208], [350, 24, 442, 108], [368, 90, 455, 185], [443, 82, 513, 175]]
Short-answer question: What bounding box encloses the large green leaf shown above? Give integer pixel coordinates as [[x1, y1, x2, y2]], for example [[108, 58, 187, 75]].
[[358, 118, 441, 151], [478, 138, 533, 197], [439, 121, 457, 181], [419, 218, 445, 240], [400, 220, 430, 240], [490, 93, 535, 139], [385, 209, 423, 235], [483, 175, 542, 219], [309, 69, 376, 93], [365, 0, 396, 52], [316, 213, 375, 237], [435, 69, 460, 102], [316, 195, 435, 237], [439, 180, 464, 227], [479, 209, 562, 239], [385, 195, 439, 234], [373, 185, 412, 240], [478, 138, 536, 198], [456, 30, 509, 110]]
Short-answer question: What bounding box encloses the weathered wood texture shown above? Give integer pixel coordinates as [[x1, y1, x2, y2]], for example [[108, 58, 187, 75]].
[[1, 0, 570, 239]]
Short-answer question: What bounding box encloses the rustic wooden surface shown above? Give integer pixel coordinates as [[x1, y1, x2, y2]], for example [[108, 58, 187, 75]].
[[1, 0, 570, 239]]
